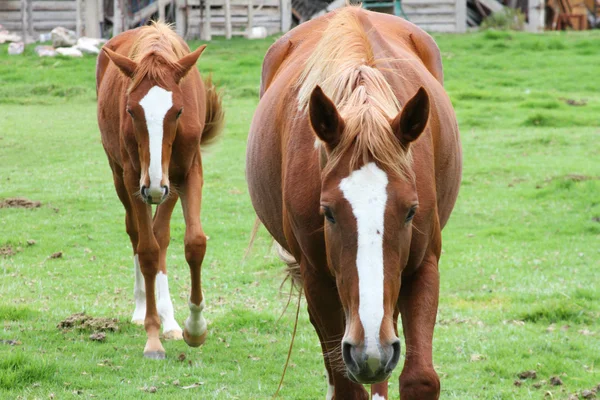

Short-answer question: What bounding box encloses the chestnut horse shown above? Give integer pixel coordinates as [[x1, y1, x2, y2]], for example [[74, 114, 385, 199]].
[[247, 7, 461, 399], [96, 22, 223, 359]]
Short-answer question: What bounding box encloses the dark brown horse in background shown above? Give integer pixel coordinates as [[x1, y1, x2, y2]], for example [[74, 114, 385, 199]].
[[96, 22, 223, 359], [247, 7, 461, 399]]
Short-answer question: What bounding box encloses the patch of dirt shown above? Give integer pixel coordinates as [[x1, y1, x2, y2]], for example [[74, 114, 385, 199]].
[[58, 313, 118, 332], [0, 245, 16, 257], [582, 390, 596, 399], [89, 332, 106, 342], [0, 198, 41, 209], [0, 339, 22, 346], [559, 97, 587, 107], [592, 217, 600, 223], [49, 252, 63, 259], [549, 376, 563, 386], [518, 370, 537, 380]]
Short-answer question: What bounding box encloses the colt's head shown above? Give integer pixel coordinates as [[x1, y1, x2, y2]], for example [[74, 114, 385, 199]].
[[102, 45, 206, 204]]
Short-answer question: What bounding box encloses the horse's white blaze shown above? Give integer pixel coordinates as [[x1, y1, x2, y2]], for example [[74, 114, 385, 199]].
[[372, 394, 386, 400], [131, 254, 146, 322], [139, 85, 173, 198], [339, 162, 388, 359], [325, 369, 334, 400], [156, 272, 182, 334], [185, 299, 207, 337]]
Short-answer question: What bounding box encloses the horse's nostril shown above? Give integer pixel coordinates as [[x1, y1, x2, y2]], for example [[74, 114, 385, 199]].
[[385, 340, 401, 373], [342, 341, 357, 370], [161, 185, 169, 197], [141, 186, 149, 198]]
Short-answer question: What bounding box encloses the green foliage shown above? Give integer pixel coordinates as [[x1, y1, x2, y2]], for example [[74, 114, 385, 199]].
[[0, 30, 599, 399], [480, 8, 526, 31]]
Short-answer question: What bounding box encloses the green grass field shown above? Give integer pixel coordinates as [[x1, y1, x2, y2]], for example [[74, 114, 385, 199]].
[[1, 28, 599, 399]]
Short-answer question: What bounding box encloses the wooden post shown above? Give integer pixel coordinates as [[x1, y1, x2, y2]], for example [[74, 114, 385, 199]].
[[113, 0, 123, 35], [225, 0, 232, 39], [159, 0, 166, 21], [84, 0, 101, 37], [175, 0, 187, 37], [202, 0, 212, 41], [20, 0, 28, 42], [455, 0, 466, 33], [281, 0, 291, 32], [76, 0, 83, 37], [527, 0, 545, 32]]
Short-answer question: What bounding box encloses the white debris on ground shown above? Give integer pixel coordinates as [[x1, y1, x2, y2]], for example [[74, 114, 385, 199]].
[[55, 47, 83, 57], [35, 45, 57, 57], [51, 27, 77, 48], [8, 42, 25, 55], [4, 24, 106, 57]]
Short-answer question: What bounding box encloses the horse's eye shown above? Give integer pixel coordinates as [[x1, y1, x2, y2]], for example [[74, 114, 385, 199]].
[[322, 206, 335, 224], [126, 108, 134, 118], [406, 206, 417, 223], [176, 108, 183, 118]]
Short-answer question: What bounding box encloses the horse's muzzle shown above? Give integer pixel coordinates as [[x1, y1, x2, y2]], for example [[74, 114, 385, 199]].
[[141, 185, 169, 204], [342, 338, 401, 384]]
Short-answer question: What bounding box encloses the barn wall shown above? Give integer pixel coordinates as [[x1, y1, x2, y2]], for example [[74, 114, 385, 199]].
[[403, 0, 466, 33], [0, 0, 102, 39]]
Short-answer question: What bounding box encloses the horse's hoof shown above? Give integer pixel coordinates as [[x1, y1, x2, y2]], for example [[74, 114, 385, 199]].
[[183, 329, 207, 348], [131, 319, 145, 325], [143, 351, 166, 360], [163, 329, 183, 340]]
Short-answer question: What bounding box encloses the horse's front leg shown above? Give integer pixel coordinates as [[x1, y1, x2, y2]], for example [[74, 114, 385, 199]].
[[152, 193, 183, 340], [179, 162, 208, 347], [124, 169, 165, 359], [302, 262, 369, 400], [398, 253, 441, 400]]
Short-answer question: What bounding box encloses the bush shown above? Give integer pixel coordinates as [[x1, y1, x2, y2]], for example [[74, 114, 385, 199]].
[[480, 8, 526, 31]]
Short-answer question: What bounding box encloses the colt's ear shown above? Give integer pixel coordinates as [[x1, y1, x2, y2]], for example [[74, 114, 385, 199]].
[[102, 47, 138, 79], [391, 87, 430, 147], [309, 86, 345, 149], [175, 45, 207, 84]]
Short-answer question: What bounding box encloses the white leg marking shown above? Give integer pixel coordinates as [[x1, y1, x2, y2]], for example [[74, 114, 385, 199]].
[[156, 272, 183, 335], [185, 299, 207, 337], [131, 254, 146, 323], [339, 162, 388, 360], [325, 369, 334, 400], [372, 394, 386, 400], [139, 86, 173, 200]]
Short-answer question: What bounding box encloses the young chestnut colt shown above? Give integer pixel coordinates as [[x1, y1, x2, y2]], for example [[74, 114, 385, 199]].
[[247, 8, 461, 399], [96, 22, 223, 359]]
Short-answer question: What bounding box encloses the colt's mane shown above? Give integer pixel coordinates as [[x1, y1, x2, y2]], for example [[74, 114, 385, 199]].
[[296, 7, 413, 180], [128, 21, 188, 93]]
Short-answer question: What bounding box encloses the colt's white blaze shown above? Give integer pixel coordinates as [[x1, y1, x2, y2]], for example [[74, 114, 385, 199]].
[[131, 254, 146, 322], [372, 394, 386, 400], [325, 369, 334, 400], [156, 272, 182, 334], [339, 162, 388, 360], [139, 86, 173, 198]]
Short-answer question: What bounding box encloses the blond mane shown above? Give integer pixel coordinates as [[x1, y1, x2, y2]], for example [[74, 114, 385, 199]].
[[128, 21, 188, 93], [296, 7, 413, 180]]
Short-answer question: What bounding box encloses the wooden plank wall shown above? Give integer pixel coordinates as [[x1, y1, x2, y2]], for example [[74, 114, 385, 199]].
[[403, 0, 466, 33], [0, 0, 80, 35], [185, 0, 285, 38]]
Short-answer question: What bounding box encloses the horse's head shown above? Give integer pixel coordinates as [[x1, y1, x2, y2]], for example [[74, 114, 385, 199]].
[[102, 45, 206, 204], [309, 85, 430, 384]]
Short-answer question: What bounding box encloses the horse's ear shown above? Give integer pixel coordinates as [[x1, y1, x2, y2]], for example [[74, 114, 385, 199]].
[[175, 45, 207, 83], [309, 85, 345, 149], [391, 87, 430, 147], [102, 47, 137, 79]]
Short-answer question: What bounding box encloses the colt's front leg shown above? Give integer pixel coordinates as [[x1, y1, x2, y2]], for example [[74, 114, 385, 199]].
[[123, 169, 165, 359], [179, 162, 208, 347]]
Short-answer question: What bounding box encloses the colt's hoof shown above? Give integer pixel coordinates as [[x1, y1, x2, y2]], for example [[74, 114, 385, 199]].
[[183, 329, 207, 348], [143, 351, 166, 360], [163, 329, 183, 340], [131, 319, 145, 326]]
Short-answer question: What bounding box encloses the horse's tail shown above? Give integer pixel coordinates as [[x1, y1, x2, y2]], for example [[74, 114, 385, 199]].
[[201, 75, 224, 148]]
